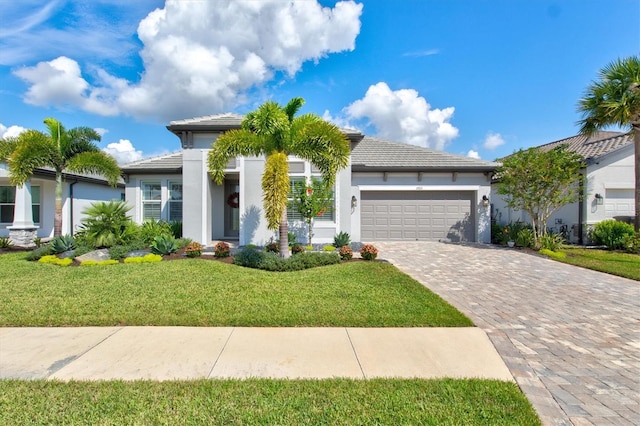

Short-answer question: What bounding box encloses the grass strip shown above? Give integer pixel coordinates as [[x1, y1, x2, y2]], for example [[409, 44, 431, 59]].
[[0, 253, 472, 327], [0, 378, 540, 425], [558, 248, 640, 281]]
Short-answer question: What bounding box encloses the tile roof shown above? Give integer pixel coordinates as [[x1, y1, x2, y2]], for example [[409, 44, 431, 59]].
[[351, 137, 498, 171], [169, 113, 244, 127], [532, 131, 632, 163], [120, 152, 183, 173]]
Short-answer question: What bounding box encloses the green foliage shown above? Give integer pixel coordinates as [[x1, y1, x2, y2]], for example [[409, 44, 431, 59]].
[[256, 251, 341, 271], [339, 245, 353, 260], [108, 240, 148, 260], [150, 234, 178, 255], [33, 237, 42, 248], [169, 220, 182, 238], [233, 247, 264, 269], [140, 219, 173, 245], [538, 233, 564, 252], [0, 237, 13, 249], [72, 242, 96, 259], [360, 244, 379, 261], [592, 219, 635, 250], [80, 259, 119, 266], [25, 245, 53, 261], [287, 232, 298, 247], [516, 228, 536, 249], [214, 241, 230, 258], [620, 232, 640, 254], [496, 146, 585, 243], [265, 241, 279, 253], [123, 253, 162, 263], [333, 231, 351, 248], [538, 249, 567, 260], [78, 200, 134, 248], [38, 255, 73, 266], [291, 177, 334, 245], [323, 245, 336, 252], [50, 235, 76, 254], [291, 244, 305, 254], [175, 238, 192, 249]]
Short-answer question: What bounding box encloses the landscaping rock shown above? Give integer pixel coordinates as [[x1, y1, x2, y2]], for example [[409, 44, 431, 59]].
[[75, 249, 111, 263], [127, 250, 151, 258]]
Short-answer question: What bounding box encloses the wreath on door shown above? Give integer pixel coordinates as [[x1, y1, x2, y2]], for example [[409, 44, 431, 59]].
[[227, 192, 240, 209]]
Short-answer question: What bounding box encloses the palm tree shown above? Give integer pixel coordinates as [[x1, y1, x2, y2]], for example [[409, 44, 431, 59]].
[[0, 117, 121, 236], [578, 55, 640, 231], [208, 98, 350, 257]]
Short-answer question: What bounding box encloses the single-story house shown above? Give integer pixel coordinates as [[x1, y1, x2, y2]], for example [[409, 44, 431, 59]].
[[491, 131, 635, 243], [122, 113, 497, 246], [1, 163, 125, 243]]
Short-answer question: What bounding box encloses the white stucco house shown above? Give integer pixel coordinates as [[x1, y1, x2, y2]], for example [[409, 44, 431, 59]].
[[491, 131, 635, 244], [121, 113, 497, 246], [1, 163, 125, 243]]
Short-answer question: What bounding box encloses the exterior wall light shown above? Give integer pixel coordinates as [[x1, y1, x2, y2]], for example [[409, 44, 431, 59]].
[[482, 195, 490, 207], [351, 195, 358, 208], [595, 193, 604, 205]]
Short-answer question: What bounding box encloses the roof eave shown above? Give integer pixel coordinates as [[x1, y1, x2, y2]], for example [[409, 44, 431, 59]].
[[351, 165, 497, 173]]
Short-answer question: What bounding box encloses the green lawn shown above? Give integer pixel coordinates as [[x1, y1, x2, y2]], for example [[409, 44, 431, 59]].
[[0, 252, 472, 327], [558, 247, 640, 281], [0, 379, 541, 425]]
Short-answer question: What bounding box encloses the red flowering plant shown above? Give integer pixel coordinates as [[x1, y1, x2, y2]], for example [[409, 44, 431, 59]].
[[339, 245, 353, 260], [359, 244, 378, 261], [184, 241, 203, 258], [214, 241, 231, 258]]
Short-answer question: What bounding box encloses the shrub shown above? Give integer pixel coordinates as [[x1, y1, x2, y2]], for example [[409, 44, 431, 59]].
[[620, 232, 640, 254], [124, 253, 162, 263], [80, 260, 98, 266], [140, 219, 173, 245], [150, 234, 178, 255], [592, 219, 635, 250], [38, 255, 73, 266], [233, 247, 264, 269], [80, 259, 119, 266], [169, 220, 183, 239], [0, 237, 13, 249], [259, 251, 340, 271], [265, 241, 279, 253], [33, 237, 42, 248], [214, 241, 230, 258], [175, 238, 192, 249], [72, 242, 96, 259], [77, 200, 135, 248], [291, 244, 305, 255], [515, 228, 535, 248], [108, 239, 148, 260], [185, 241, 204, 258], [539, 233, 564, 252], [339, 245, 353, 260], [323, 245, 336, 252], [360, 244, 379, 260], [333, 231, 351, 248], [50, 235, 76, 254], [26, 245, 53, 261], [539, 248, 567, 260], [287, 232, 298, 247]]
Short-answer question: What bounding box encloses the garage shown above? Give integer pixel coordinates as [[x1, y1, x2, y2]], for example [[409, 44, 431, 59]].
[[605, 188, 634, 219], [360, 191, 475, 242]]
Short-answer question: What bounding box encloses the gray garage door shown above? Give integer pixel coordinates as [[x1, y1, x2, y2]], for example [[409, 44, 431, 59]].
[[360, 191, 475, 242]]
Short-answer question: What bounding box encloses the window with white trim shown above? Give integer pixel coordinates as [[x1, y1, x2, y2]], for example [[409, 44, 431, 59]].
[[141, 182, 161, 221], [168, 181, 182, 222], [0, 185, 40, 224], [287, 176, 335, 223]]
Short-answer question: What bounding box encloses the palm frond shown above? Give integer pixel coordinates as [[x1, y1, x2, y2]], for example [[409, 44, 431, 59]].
[[6, 130, 60, 185], [284, 97, 305, 122], [261, 152, 290, 230], [65, 151, 121, 186], [207, 129, 265, 184]]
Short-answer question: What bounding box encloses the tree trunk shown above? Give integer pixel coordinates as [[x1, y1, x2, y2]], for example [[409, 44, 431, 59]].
[[279, 207, 290, 258], [54, 171, 63, 237], [634, 127, 639, 232]]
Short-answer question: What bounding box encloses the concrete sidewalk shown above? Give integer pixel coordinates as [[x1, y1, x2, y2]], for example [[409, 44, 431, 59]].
[[0, 327, 513, 382]]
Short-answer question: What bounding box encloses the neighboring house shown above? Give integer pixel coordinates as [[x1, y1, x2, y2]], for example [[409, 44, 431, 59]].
[[121, 113, 498, 246], [1, 162, 125, 241], [491, 131, 635, 243]]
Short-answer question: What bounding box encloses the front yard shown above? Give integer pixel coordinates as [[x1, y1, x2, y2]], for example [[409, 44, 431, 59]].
[[557, 247, 640, 281]]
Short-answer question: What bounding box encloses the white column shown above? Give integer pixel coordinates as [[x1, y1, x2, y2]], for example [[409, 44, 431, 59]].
[[7, 182, 39, 247]]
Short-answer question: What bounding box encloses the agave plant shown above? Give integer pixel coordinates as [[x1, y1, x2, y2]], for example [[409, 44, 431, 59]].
[[150, 234, 178, 255], [50, 235, 76, 254]]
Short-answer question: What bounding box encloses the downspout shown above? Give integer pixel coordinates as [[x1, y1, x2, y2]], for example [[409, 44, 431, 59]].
[[69, 180, 78, 235], [578, 169, 585, 245]]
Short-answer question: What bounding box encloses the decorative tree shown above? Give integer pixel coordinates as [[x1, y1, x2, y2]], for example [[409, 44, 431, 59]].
[[0, 118, 121, 236], [290, 177, 333, 246], [208, 97, 349, 258], [577, 55, 640, 231], [495, 145, 585, 246]]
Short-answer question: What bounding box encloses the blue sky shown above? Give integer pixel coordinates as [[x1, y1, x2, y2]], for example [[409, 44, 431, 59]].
[[1, 0, 638, 164]]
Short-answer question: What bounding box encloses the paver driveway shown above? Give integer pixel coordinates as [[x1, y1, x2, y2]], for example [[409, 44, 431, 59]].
[[376, 242, 639, 426]]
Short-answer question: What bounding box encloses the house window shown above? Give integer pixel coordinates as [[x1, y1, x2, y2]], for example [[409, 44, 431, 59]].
[[168, 181, 182, 222], [0, 185, 40, 224], [314, 181, 335, 222], [142, 182, 161, 221], [287, 177, 335, 223]]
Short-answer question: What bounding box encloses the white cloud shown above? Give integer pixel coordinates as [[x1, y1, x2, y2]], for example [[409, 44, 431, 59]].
[[94, 128, 108, 137], [103, 139, 143, 164], [0, 123, 26, 139], [483, 132, 505, 150], [13, 0, 363, 121], [402, 49, 440, 57], [341, 82, 459, 150], [467, 150, 481, 159]]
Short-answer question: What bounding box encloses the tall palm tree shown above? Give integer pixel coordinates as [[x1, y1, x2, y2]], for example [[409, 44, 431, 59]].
[[578, 55, 640, 231], [0, 118, 121, 236], [208, 98, 350, 257]]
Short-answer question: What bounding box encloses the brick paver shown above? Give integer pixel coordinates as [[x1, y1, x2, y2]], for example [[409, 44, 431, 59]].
[[376, 242, 640, 426]]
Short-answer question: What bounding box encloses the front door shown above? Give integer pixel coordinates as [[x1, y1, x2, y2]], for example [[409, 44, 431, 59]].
[[224, 182, 240, 238]]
